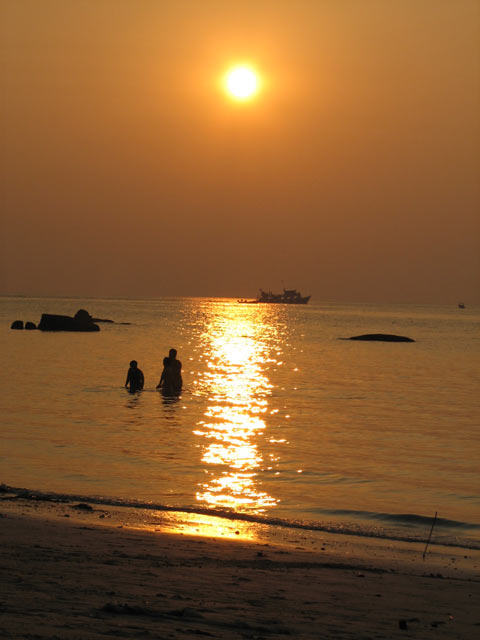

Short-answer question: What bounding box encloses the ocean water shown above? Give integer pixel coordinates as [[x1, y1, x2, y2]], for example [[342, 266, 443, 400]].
[[1, 296, 479, 548]]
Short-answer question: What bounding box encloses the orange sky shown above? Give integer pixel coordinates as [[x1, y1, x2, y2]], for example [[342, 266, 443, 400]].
[[1, 0, 479, 303]]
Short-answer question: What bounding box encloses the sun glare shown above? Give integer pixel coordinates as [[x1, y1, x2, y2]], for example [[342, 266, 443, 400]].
[[225, 65, 259, 101]]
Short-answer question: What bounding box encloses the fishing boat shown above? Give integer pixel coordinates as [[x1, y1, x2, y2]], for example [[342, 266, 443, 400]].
[[238, 288, 311, 304]]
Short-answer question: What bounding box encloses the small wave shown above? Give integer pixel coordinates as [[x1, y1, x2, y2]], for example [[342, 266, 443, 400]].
[[2, 484, 479, 550], [317, 508, 480, 531]]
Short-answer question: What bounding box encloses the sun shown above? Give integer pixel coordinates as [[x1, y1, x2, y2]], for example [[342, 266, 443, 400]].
[[225, 65, 259, 101]]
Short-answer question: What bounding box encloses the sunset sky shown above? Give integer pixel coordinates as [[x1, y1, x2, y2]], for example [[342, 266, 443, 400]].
[[1, 0, 479, 303]]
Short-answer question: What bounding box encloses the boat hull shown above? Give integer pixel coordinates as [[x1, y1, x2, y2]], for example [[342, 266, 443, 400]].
[[238, 290, 311, 304]]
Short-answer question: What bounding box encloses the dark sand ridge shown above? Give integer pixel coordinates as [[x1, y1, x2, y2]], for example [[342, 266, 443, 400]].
[[1, 496, 479, 639]]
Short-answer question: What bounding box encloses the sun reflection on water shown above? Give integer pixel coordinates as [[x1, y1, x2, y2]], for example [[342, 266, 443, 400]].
[[192, 305, 282, 514], [154, 511, 259, 541]]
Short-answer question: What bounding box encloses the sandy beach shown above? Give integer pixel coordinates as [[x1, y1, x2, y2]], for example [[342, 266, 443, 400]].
[[1, 495, 479, 639]]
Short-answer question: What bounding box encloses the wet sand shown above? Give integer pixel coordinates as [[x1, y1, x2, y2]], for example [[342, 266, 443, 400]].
[[1, 497, 479, 639]]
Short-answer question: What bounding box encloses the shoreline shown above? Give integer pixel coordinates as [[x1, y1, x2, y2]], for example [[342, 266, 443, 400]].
[[2, 483, 479, 552], [1, 496, 479, 639]]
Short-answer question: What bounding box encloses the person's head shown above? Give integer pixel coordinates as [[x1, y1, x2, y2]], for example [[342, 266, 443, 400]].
[[169, 348, 177, 359], [129, 360, 138, 368], [163, 356, 170, 367]]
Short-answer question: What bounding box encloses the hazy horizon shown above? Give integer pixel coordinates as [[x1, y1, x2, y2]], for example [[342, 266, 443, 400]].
[[2, 292, 479, 308], [1, 0, 479, 305]]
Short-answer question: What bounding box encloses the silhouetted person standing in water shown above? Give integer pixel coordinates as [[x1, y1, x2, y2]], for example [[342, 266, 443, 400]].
[[125, 360, 144, 392], [156, 348, 182, 396], [156, 356, 173, 394]]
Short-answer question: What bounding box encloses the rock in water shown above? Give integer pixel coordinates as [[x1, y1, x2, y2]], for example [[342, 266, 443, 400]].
[[76, 309, 114, 324], [348, 334, 415, 342], [74, 309, 93, 323], [10, 320, 24, 330], [25, 322, 37, 330], [38, 313, 100, 332]]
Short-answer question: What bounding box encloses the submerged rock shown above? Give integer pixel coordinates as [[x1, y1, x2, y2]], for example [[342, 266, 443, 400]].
[[346, 333, 415, 342]]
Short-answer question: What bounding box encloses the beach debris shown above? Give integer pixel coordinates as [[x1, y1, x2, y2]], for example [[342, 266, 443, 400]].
[[72, 502, 94, 511], [399, 618, 420, 630]]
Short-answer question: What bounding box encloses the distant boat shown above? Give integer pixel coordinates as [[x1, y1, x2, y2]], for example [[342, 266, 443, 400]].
[[238, 288, 311, 305], [458, 302, 466, 309]]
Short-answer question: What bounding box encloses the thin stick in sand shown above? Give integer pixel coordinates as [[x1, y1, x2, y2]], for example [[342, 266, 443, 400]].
[[423, 511, 438, 560]]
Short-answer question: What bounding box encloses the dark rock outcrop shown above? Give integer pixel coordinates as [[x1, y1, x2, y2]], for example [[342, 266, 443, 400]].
[[345, 333, 415, 342], [11, 320, 24, 330], [75, 309, 114, 323], [25, 322, 37, 330], [38, 313, 100, 332], [74, 309, 93, 323]]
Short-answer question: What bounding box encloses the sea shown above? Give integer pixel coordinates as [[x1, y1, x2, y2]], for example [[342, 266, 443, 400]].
[[1, 296, 479, 550]]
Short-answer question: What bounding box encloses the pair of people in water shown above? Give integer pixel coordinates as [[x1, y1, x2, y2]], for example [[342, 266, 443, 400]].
[[125, 349, 182, 396], [156, 348, 183, 396]]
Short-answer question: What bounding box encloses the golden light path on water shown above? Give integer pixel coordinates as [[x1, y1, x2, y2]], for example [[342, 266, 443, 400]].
[[151, 511, 264, 541], [192, 305, 281, 517]]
